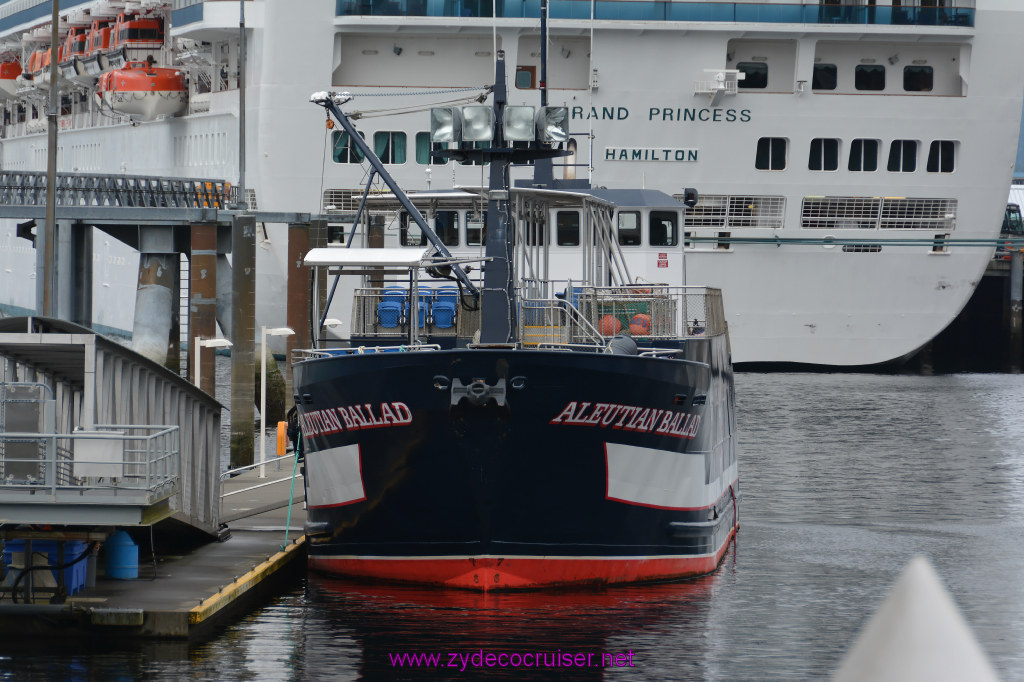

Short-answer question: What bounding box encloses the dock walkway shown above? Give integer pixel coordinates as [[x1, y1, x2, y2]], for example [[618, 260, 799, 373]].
[[0, 468, 306, 640]]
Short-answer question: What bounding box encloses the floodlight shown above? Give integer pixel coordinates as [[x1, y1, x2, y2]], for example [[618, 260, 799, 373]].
[[462, 106, 495, 142], [430, 107, 463, 143], [503, 105, 536, 142], [536, 106, 569, 143]]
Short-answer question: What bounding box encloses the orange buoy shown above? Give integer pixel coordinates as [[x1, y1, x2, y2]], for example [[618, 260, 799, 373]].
[[629, 313, 652, 335], [598, 314, 621, 335]]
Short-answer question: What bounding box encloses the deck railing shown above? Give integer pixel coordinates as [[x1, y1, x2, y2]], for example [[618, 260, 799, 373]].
[[0, 425, 179, 506], [337, 0, 975, 27]]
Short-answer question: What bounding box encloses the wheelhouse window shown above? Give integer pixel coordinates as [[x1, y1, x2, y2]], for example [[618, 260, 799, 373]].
[[617, 212, 641, 246], [755, 137, 787, 171], [855, 64, 885, 91], [374, 131, 407, 164], [849, 139, 879, 172], [649, 211, 678, 247], [415, 132, 446, 165], [809, 138, 840, 171], [903, 65, 933, 92], [466, 213, 486, 246], [887, 140, 918, 172], [399, 212, 426, 246], [737, 62, 768, 89], [556, 211, 580, 246], [435, 211, 459, 246], [812, 63, 837, 91], [332, 131, 365, 164], [926, 140, 955, 173]]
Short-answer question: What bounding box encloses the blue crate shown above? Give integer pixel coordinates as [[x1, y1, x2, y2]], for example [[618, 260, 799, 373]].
[[3, 540, 90, 595]]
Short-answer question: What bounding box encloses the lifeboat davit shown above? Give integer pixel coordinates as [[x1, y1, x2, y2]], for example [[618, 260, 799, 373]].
[[0, 59, 21, 100], [96, 61, 186, 121]]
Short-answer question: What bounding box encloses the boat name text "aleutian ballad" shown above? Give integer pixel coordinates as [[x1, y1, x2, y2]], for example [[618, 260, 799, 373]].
[[299, 402, 412, 437], [549, 401, 701, 439]]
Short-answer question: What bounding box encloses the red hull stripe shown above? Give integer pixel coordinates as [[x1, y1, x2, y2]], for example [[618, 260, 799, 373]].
[[308, 528, 736, 591]]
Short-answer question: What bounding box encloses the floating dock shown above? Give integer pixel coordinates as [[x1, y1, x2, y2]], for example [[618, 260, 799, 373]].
[[0, 317, 307, 639]]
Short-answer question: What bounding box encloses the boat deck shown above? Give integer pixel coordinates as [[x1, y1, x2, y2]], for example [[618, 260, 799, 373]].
[[0, 468, 306, 640]]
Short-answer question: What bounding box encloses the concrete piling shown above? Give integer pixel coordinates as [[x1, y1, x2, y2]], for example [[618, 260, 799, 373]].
[[190, 223, 219, 396], [230, 215, 257, 469]]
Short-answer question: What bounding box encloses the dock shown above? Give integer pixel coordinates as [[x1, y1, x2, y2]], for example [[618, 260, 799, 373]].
[[0, 468, 305, 640], [0, 317, 308, 639]]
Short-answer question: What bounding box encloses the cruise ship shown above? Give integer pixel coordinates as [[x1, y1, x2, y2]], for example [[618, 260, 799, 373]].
[[0, 0, 1022, 366]]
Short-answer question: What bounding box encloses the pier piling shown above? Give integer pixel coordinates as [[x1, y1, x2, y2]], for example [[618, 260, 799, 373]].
[[230, 214, 256, 469], [190, 223, 219, 395]]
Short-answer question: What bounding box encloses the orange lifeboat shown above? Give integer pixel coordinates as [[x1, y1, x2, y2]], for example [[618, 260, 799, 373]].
[[87, 20, 112, 55], [61, 26, 89, 62], [110, 13, 164, 52], [0, 58, 21, 99], [95, 60, 187, 121]]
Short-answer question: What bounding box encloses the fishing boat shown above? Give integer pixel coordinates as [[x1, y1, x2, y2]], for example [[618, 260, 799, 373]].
[[292, 44, 738, 589], [0, 1, 1021, 367]]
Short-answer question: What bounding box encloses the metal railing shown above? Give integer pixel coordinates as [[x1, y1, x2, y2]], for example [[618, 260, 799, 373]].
[[336, 0, 975, 27], [0, 425, 179, 505], [0, 171, 230, 209]]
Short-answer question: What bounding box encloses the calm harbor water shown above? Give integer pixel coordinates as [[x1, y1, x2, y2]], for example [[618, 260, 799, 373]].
[[3, 372, 1024, 680]]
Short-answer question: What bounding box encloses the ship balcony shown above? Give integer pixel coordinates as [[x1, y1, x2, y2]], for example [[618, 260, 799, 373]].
[[334, 0, 975, 28]]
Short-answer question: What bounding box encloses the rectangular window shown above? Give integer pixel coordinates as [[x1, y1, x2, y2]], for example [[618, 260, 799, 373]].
[[466, 214, 486, 246], [849, 139, 879, 172], [617, 211, 641, 246], [812, 64, 837, 91], [435, 210, 459, 246], [809, 138, 840, 171], [903, 65, 933, 92], [515, 66, 535, 89], [755, 137, 787, 171], [373, 131, 407, 164], [415, 132, 446, 165], [926, 140, 955, 173], [887, 140, 918, 172], [737, 62, 768, 89], [649, 211, 678, 247], [399, 212, 427, 246], [332, 130, 365, 164], [855, 64, 886, 91], [557, 211, 580, 246]]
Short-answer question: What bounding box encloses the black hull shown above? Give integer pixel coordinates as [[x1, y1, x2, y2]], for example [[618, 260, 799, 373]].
[[294, 338, 737, 590]]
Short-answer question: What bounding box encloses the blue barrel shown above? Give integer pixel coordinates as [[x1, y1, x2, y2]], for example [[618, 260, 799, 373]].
[[105, 530, 138, 580]]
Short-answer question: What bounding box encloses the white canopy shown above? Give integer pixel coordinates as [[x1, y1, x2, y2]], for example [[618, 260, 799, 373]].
[[303, 247, 428, 268]]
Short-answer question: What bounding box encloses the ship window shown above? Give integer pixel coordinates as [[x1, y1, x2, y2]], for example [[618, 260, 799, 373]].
[[435, 211, 459, 246], [374, 131, 407, 164], [466, 213, 486, 246], [809, 138, 839, 171], [415, 132, 446, 165], [887, 140, 917, 172], [812, 64, 837, 90], [331, 131, 365, 164], [855, 65, 885, 91], [556, 211, 580, 246], [649, 211, 678, 247], [617, 212, 641, 246], [849, 139, 879, 172], [926, 140, 955, 173], [399, 212, 427, 247], [755, 137, 787, 171], [516, 66, 536, 89], [737, 62, 767, 89], [904, 65, 933, 92]]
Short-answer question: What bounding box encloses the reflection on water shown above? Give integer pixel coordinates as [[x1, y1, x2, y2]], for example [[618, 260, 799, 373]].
[[2, 373, 1024, 680]]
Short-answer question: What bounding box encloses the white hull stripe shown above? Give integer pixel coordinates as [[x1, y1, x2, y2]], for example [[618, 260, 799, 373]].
[[306, 443, 366, 508], [605, 442, 710, 509]]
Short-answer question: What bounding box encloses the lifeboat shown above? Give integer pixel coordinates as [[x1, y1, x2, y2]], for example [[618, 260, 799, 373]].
[[110, 13, 164, 51], [0, 58, 21, 100], [95, 61, 187, 121], [80, 20, 113, 77], [62, 26, 89, 62]]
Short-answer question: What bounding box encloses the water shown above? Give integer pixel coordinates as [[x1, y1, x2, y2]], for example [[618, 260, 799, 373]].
[[3, 372, 1024, 680]]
